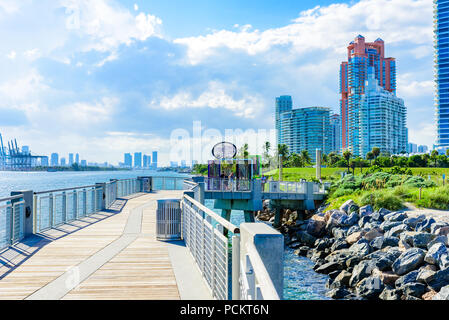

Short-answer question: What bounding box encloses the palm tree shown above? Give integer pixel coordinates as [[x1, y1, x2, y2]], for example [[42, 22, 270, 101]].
[[366, 151, 374, 166], [278, 144, 289, 181], [263, 141, 271, 167], [343, 150, 352, 173], [431, 150, 439, 168], [240, 143, 249, 158], [300, 150, 311, 166], [321, 153, 328, 166], [372, 147, 380, 165], [446, 148, 449, 157]]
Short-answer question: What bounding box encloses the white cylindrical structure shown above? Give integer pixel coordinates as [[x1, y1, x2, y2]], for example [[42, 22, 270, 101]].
[[156, 199, 182, 240], [316, 149, 322, 180]]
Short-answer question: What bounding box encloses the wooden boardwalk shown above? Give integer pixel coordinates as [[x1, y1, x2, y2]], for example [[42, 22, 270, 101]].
[[0, 191, 185, 300]]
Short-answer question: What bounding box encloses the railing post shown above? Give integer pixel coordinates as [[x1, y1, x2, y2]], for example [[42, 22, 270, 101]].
[[232, 235, 241, 300], [95, 183, 106, 210], [11, 190, 34, 237], [62, 192, 67, 223]]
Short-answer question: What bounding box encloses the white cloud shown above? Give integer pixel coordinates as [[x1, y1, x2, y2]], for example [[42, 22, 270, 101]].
[[408, 122, 436, 146], [59, 97, 119, 125], [175, 0, 433, 64], [23, 48, 41, 60], [397, 73, 434, 98], [151, 81, 264, 118], [134, 4, 138, 11], [6, 50, 16, 59], [0, 0, 22, 14], [0, 70, 48, 103], [61, 0, 162, 53]]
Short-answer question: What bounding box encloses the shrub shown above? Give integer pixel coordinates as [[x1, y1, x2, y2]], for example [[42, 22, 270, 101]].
[[360, 191, 404, 211]]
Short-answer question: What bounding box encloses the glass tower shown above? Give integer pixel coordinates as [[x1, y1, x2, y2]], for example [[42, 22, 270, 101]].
[[436, 0, 449, 148], [275, 96, 293, 145]]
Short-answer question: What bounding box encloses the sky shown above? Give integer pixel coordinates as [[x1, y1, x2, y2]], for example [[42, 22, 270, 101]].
[[0, 0, 436, 165]]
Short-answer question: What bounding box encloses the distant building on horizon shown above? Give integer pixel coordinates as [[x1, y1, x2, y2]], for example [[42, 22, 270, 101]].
[[50, 153, 59, 167], [330, 114, 342, 154], [435, 0, 449, 150], [124, 153, 132, 168], [69, 153, 74, 166], [152, 151, 158, 169], [170, 161, 178, 168], [340, 35, 398, 157], [81, 160, 87, 167], [143, 155, 152, 168], [75, 153, 79, 164], [134, 152, 142, 168], [41, 156, 49, 167], [408, 143, 418, 154], [418, 145, 429, 153], [60, 157, 66, 166], [276, 98, 332, 163]]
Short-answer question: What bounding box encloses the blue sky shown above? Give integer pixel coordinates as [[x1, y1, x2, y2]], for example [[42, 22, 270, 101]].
[[0, 0, 435, 165]]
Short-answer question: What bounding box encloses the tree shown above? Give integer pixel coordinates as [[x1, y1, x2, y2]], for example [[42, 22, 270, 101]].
[[343, 150, 352, 173], [300, 150, 311, 166], [321, 153, 328, 166], [431, 150, 439, 168], [372, 147, 380, 164], [278, 144, 289, 181], [239, 143, 249, 158], [287, 153, 303, 167], [263, 141, 271, 168], [446, 149, 449, 157], [366, 151, 374, 166]]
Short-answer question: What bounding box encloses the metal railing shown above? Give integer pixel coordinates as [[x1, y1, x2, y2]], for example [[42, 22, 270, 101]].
[[205, 178, 251, 192], [240, 242, 280, 300], [181, 194, 240, 300], [0, 195, 25, 251]]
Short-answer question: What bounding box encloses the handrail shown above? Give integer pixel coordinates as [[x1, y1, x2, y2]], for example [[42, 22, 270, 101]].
[[245, 241, 280, 300], [34, 185, 97, 195], [183, 194, 239, 234], [0, 194, 24, 202]]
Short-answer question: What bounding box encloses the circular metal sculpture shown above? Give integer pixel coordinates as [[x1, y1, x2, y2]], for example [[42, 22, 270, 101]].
[[212, 142, 237, 159]]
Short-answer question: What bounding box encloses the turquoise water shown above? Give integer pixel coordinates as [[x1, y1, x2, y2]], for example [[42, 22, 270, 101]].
[[204, 199, 329, 300]]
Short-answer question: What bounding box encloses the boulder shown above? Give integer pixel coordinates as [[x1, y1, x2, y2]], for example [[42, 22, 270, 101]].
[[315, 261, 343, 274], [378, 208, 391, 215], [386, 224, 411, 238], [311, 213, 326, 222], [331, 239, 350, 252], [395, 270, 419, 289], [306, 220, 326, 237], [345, 212, 360, 227], [364, 228, 384, 241], [347, 225, 362, 236], [328, 270, 342, 280], [383, 236, 400, 248], [417, 267, 436, 284], [430, 222, 449, 235], [349, 260, 374, 287], [349, 239, 372, 256], [371, 211, 385, 223], [294, 246, 309, 257], [403, 215, 426, 229], [402, 282, 428, 298], [416, 218, 436, 233], [370, 236, 384, 251], [364, 251, 399, 271], [380, 220, 403, 232], [392, 248, 426, 275], [314, 238, 333, 251], [439, 254, 449, 270], [346, 231, 365, 245], [398, 239, 412, 252], [436, 226, 449, 237], [358, 216, 371, 228], [433, 285, 449, 300], [384, 212, 408, 222], [326, 287, 352, 300], [359, 205, 374, 217], [340, 200, 359, 214], [332, 227, 349, 239], [372, 269, 400, 286], [296, 231, 317, 247], [424, 242, 448, 265], [412, 232, 435, 249], [427, 235, 449, 249], [400, 231, 417, 247], [422, 290, 438, 300], [379, 287, 402, 300], [355, 276, 384, 299], [334, 270, 352, 287], [426, 268, 449, 291]]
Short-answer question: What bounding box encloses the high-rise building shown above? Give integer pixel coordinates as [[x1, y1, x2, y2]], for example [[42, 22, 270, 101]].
[[41, 156, 49, 167], [408, 143, 418, 154], [152, 151, 158, 169], [69, 153, 74, 165], [275, 96, 293, 146], [60, 158, 66, 166], [50, 153, 59, 167], [81, 160, 87, 167], [124, 153, 132, 168], [418, 145, 429, 153], [330, 114, 342, 154], [134, 152, 142, 168], [75, 153, 80, 164], [170, 161, 178, 168], [340, 35, 396, 156], [143, 155, 151, 168], [435, 0, 449, 149], [277, 102, 332, 163], [359, 69, 408, 156]]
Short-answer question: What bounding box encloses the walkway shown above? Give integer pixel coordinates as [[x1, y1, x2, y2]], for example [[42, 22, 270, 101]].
[[0, 192, 212, 300]]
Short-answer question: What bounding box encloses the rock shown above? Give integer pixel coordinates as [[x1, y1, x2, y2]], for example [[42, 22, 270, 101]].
[[426, 268, 449, 291], [346, 231, 366, 245], [358, 216, 371, 228], [439, 254, 449, 270], [315, 261, 343, 274], [424, 242, 448, 265], [349, 260, 374, 287], [422, 290, 438, 300], [364, 251, 399, 271], [349, 239, 372, 257], [371, 211, 385, 223], [296, 231, 317, 247], [402, 282, 428, 298], [294, 246, 309, 257], [412, 232, 435, 249], [380, 220, 403, 232], [364, 228, 384, 242], [395, 270, 419, 288], [417, 267, 436, 284], [359, 205, 374, 217], [379, 287, 402, 300], [306, 219, 326, 238], [311, 213, 326, 222], [392, 248, 426, 275], [430, 222, 449, 235], [332, 227, 349, 239], [386, 224, 411, 238], [415, 218, 436, 233], [331, 239, 350, 252], [433, 285, 449, 300], [378, 208, 391, 215], [327, 287, 352, 299], [334, 270, 352, 287], [314, 238, 333, 251], [370, 236, 384, 251], [372, 269, 400, 286], [400, 231, 417, 247], [312, 259, 326, 271], [311, 250, 328, 262], [384, 212, 408, 222], [346, 256, 364, 269], [398, 239, 412, 252], [347, 225, 361, 236], [401, 294, 421, 300], [345, 212, 359, 227], [403, 215, 426, 229], [328, 270, 342, 280], [427, 235, 449, 249], [436, 226, 449, 237], [383, 236, 400, 248], [355, 276, 384, 299], [340, 200, 359, 214]]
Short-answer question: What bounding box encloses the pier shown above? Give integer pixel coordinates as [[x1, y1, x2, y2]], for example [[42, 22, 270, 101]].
[[0, 176, 326, 300]]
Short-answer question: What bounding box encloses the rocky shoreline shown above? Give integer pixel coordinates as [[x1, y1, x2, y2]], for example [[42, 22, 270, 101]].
[[257, 200, 449, 300]]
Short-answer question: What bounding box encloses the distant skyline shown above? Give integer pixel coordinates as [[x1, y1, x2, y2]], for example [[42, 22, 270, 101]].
[[0, 0, 435, 165]]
